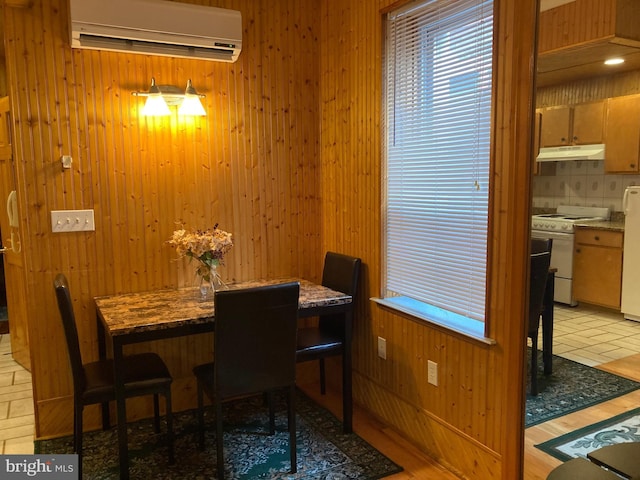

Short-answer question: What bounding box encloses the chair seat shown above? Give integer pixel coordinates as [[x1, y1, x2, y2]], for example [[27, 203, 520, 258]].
[[82, 353, 172, 404], [587, 443, 640, 478], [296, 327, 343, 361], [546, 457, 621, 479]]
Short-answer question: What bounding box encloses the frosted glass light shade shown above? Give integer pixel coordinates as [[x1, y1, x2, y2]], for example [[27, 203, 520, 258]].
[[178, 96, 206, 116], [142, 95, 171, 116]]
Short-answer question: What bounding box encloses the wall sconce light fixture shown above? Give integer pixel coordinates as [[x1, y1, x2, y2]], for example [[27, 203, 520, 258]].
[[133, 78, 206, 116]]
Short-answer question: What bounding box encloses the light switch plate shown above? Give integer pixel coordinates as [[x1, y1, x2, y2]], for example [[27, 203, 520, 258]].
[[51, 210, 95, 232]]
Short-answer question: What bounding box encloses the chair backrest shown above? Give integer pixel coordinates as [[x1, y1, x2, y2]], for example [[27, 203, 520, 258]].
[[529, 252, 551, 336], [322, 252, 361, 298], [214, 281, 300, 400], [319, 252, 361, 336], [54, 273, 85, 395], [531, 237, 553, 255]]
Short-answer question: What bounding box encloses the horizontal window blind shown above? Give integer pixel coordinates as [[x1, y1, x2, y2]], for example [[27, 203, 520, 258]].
[[383, 0, 493, 322]]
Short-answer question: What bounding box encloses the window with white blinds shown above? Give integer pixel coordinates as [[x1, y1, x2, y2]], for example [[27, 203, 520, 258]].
[[381, 0, 494, 336]]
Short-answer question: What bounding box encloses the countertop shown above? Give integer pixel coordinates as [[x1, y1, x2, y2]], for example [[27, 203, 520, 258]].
[[575, 219, 625, 232]]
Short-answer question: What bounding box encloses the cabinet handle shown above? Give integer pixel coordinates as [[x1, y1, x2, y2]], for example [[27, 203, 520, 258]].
[[561, 137, 566, 142], [594, 236, 600, 241], [573, 136, 578, 141], [576, 248, 581, 253]]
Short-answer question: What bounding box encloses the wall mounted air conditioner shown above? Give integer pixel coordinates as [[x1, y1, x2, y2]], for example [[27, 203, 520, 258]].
[[69, 0, 242, 63]]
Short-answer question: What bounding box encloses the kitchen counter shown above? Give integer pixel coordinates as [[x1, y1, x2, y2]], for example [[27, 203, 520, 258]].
[[575, 219, 625, 232]]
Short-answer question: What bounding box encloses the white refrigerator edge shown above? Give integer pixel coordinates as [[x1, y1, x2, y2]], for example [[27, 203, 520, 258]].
[[622, 185, 640, 321]]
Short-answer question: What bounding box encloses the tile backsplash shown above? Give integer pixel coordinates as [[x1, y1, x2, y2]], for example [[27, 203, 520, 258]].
[[532, 160, 640, 213]]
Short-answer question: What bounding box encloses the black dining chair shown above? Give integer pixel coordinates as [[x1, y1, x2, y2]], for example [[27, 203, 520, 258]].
[[192, 282, 300, 480], [296, 251, 361, 432], [54, 274, 174, 478], [528, 251, 552, 395]]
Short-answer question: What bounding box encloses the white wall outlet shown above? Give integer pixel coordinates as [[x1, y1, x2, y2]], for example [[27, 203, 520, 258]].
[[60, 155, 73, 169], [428, 360, 438, 386], [51, 209, 95, 232], [377, 336, 387, 359]]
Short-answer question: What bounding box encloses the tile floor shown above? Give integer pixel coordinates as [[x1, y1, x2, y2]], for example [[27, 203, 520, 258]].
[[0, 334, 34, 454], [0, 303, 639, 456], [551, 303, 640, 366]]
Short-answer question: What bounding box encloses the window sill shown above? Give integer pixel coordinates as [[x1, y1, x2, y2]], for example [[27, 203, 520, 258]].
[[371, 296, 496, 345]]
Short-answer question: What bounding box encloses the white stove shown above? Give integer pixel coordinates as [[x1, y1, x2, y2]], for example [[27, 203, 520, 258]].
[[532, 205, 610, 233], [531, 205, 610, 305]]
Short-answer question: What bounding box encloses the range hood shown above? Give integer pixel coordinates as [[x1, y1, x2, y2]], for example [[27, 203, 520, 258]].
[[536, 144, 605, 162]]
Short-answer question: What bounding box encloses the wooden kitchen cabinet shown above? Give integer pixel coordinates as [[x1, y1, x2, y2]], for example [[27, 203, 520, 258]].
[[605, 94, 640, 173], [573, 228, 623, 310], [539, 100, 605, 147]]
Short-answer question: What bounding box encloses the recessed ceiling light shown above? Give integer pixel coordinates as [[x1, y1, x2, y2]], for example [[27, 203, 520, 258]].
[[604, 58, 625, 66]]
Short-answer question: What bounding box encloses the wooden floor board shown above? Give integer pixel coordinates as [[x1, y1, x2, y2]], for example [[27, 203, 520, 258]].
[[302, 352, 640, 480]]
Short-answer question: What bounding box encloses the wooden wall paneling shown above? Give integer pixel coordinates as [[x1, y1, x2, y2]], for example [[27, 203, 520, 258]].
[[538, 0, 617, 53], [537, 69, 640, 107], [318, 0, 536, 478]]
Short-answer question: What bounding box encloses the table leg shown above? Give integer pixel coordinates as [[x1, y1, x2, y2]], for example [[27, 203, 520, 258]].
[[96, 316, 110, 430], [113, 339, 130, 480], [542, 272, 555, 375]]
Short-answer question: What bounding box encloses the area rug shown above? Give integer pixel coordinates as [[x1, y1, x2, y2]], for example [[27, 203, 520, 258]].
[[525, 352, 640, 428], [35, 390, 403, 479], [535, 407, 640, 461]]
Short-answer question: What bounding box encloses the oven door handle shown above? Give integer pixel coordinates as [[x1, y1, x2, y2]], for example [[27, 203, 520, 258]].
[[531, 230, 573, 241]]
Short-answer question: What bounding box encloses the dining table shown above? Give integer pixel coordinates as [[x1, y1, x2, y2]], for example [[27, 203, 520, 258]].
[[95, 278, 353, 480]]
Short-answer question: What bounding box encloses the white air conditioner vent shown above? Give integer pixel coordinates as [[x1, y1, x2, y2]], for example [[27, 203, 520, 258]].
[[70, 0, 242, 63]]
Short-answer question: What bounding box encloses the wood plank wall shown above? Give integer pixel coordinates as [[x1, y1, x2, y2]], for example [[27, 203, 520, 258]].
[[2, 0, 322, 436], [3, 0, 538, 478], [537, 68, 640, 106], [538, 0, 617, 53], [319, 0, 537, 479]]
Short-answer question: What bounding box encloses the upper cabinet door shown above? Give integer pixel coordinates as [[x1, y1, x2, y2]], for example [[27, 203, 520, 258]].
[[572, 101, 605, 145], [539, 101, 605, 148], [605, 95, 640, 173], [539, 105, 571, 147]]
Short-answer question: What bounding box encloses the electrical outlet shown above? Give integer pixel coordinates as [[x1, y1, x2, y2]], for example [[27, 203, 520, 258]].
[[377, 337, 387, 359], [428, 360, 438, 386]]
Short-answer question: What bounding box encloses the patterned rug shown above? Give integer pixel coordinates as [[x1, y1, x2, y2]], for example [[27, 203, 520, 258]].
[[525, 352, 640, 428], [535, 407, 640, 461], [35, 390, 403, 479]]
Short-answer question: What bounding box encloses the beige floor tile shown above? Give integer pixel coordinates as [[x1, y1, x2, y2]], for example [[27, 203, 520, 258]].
[[584, 343, 621, 354], [9, 398, 34, 418], [0, 414, 37, 431], [0, 423, 34, 441], [3, 435, 35, 454], [601, 347, 640, 360], [0, 402, 9, 420], [0, 372, 14, 387], [560, 352, 602, 367], [13, 370, 32, 385], [590, 332, 626, 342]]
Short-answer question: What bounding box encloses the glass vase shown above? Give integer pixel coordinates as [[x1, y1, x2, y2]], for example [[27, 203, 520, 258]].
[[198, 263, 225, 299]]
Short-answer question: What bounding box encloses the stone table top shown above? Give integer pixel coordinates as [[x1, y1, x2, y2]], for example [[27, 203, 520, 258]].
[[95, 278, 352, 337]]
